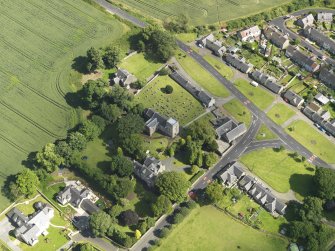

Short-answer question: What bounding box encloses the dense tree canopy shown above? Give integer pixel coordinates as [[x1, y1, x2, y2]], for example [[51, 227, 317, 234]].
[[313, 167, 335, 200], [100, 102, 122, 122], [299, 196, 323, 223], [86, 47, 104, 72], [81, 79, 109, 109], [155, 171, 189, 202], [79, 120, 101, 141], [36, 143, 64, 173], [67, 132, 87, 152], [204, 181, 224, 204], [8, 169, 40, 199], [151, 195, 173, 216], [89, 211, 114, 237], [110, 155, 133, 177], [119, 209, 139, 226], [103, 46, 121, 69], [116, 114, 144, 139]]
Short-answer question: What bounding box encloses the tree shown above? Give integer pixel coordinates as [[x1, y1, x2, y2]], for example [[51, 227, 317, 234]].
[[109, 84, 133, 109], [67, 132, 87, 152], [119, 210, 139, 226], [155, 171, 189, 202], [91, 115, 107, 132], [89, 211, 114, 237], [164, 14, 190, 33], [55, 141, 73, 166], [204, 181, 224, 204], [79, 243, 95, 251], [314, 167, 335, 200], [163, 85, 173, 94], [81, 79, 109, 109], [100, 102, 122, 122], [300, 196, 323, 223], [135, 229, 142, 239], [8, 169, 40, 199], [79, 120, 101, 141], [190, 165, 199, 175], [103, 46, 120, 69], [203, 152, 218, 168], [151, 195, 173, 216], [116, 114, 144, 139], [36, 143, 64, 173], [138, 26, 176, 62], [119, 134, 145, 160], [186, 120, 216, 142], [86, 47, 103, 72], [137, 221, 148, 233], [184, 140, 203, 165], [110, 155, 133, 177], [287, 220, 315, 239], [108, 204, 123, 220]]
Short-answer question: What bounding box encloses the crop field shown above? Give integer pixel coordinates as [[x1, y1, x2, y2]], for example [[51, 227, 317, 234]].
[[0, 0, 126, 210], [135, 75, 205, 125], [113, 0, 290, 25]]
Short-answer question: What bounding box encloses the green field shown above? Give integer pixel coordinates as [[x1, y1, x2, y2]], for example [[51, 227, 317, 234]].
[[113, 0, 290, 25], [222, 99, 251, 127], [118, 53, 162, 81], [267, 103, 296, 125], [286, 120, 335, 164], [158, 206, 288, 251], [136, 75, 205, 125], [234, 79, 275, 110], [0, 0, 127, 210], [176, 52, 230, 98], [256, 124, 277, 141], [241, 148, 315, 197], [203, 55, 234, 80]]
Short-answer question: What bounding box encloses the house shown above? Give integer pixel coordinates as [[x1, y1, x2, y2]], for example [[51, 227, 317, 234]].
[[225, 54, 253, 73], [250, 70, 284, 94], [144, 108, 179, 138], [303, 106, 335, 136], [226, 46, 240, 54], [319, 67, 335, 90], [297, 14, 315, 28], [214, 117, 247, 143], [238, 174, 256, 192], [317, 12, 333, 23], [170, 71, 215, 107], [263, 27, 290, 49], [7, 202, 54, 246], [56, 185, 100, 215], [321, 110, 331, 120], [303, 27, 335, 55], [218, 162, 245, 187], [315, 93, 330, 105], [198, 33, 226, 56], [113, 68, 137, 89], [134, 156, 165, 187], [285, 45, 320, 72], [237, 25, 261, 42], [283, 90, 304, 107], [307, 101, 322, 113]]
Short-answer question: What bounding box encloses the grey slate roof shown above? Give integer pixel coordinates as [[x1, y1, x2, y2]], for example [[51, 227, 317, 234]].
[[170, 71, 215, 107], [283, 90, 304, 107], [315, 93, 329, 105], [319, 67, 335, 90], [317, 12, 333, 22], [263, 27, 289, 49], [134, 156, 165, 187], [225, 54, 253, 73], [218, 162, 245, 186], [214, 117, 247, 143], [7, 208, 29, 227], [303, 27, 335, 54], [297, 14, 315, 28], [285, 45, 320, 72], [238, 175, 256, 191], [251, 70, 284, 94]]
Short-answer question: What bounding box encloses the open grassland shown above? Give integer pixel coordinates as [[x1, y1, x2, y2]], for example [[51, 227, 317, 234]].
[[256, 124, 277, 141], [176, 52, 230, 98], [0, 0, 127, 211], [222, 99, 251, 127], [286, 120, 335, 164], [118, 53, 162, 81], [203, 55, 234, 80], [135, 75, 205, 125], [158, 206, 288, 251], [112, 0, 290, 25], [234, 79, 275, 110], [267, 103, 296, 125], [241, 148, 315, 199]]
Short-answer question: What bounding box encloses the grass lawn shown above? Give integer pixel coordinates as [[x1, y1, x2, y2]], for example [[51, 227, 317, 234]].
[[267, 103, 296, 125], [135, 75, 205, 125], [240, 50, 267, 69], [142, 133, 170, 157], [118, 53, 162, 80], [203, 55, 234, 80], [112, 0, 291, 26], [157, 206, 288, 251], [234, 79, 275, 110], [256, 124, 277, 141], [176, 52, 230, 98], [175, 33, 198, 43], [0, 0, 127, 211], [286, 120, 335, 164], [222, 99, 252, 127], [240, 148, 315, 197]]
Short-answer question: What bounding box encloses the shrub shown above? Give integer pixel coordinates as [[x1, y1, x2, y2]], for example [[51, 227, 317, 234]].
[[163, 85, 173, 94], [159, 67, 172, 76], [172, 212, 185, 224], [185, 200, 198, 209], [158, 227, 171, 238]]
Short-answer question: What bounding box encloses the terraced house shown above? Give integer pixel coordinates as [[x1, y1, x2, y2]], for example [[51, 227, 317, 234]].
[[285, 45, 320, 72], [303, 27, 335, 55]]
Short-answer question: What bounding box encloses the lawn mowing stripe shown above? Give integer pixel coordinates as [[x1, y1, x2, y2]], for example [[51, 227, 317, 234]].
[[0, 11, 71, 50], [0, 101, 65, 138], [132, 0, 176, 17], [0, 133, 29, 154], [183, 0, 208, 12], [55, 71, 67, 98], [0, 67, 69, 111]]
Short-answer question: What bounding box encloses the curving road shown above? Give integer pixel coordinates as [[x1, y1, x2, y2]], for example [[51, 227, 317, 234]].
[[270, 9, 335, 67]]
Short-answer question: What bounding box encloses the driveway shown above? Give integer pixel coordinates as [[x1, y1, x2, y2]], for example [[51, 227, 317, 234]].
[[0, 218, 21, 251]]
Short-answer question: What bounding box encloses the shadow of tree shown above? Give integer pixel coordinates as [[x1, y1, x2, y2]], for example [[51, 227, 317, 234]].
[[72, 56, 88, 74], [289, 173, 315, 199]]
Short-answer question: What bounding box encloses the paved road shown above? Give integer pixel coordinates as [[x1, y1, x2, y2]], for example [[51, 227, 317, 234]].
[[0, 218, 21, 251], [270, 9, 335, 67], [244, 139, 284, 153], [72, 231, 120, 251]]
